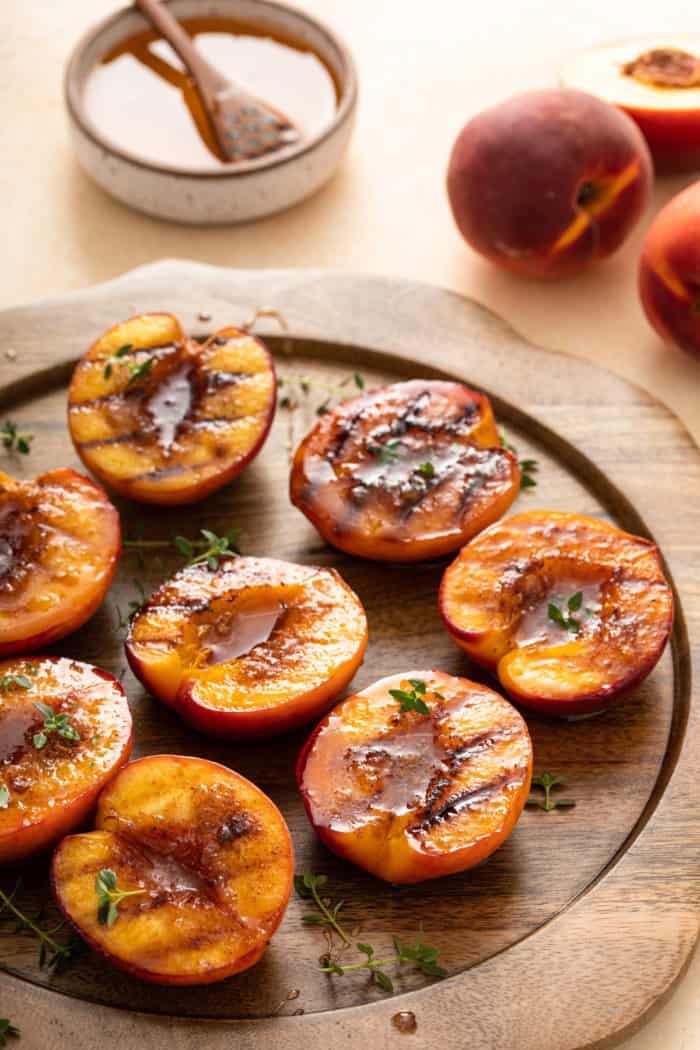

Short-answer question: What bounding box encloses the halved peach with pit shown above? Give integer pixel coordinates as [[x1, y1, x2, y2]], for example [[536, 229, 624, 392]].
[[0, 468, 120, 656], [290, 380, 519, 562], [51, 754, 293, 985], [126, 556, 367, 737], [297, 670, 532, 883], [68, 313, 276, 505], [439, 511, 674, 716], [0, 656, 132, 864], [562, 37, 700, 172]]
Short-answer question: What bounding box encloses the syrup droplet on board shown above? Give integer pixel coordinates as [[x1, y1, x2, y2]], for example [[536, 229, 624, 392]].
[[392, 1011, 417, 1034]]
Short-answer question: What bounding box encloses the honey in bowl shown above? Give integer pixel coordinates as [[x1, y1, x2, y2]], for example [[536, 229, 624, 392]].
[[83, 17, 339, 169]]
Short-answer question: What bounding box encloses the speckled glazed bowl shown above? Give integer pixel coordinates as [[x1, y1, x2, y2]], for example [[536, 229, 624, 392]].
[[65, 0, 357, 224]]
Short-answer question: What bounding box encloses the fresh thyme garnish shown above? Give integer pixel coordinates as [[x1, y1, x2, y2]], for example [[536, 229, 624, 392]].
[[0, 882, 78, 972], [548, 591, 584, 634], [526, 771, 576, 812], [1, 421, 33, 455], [0, 674, 33, 692], [174, 527, 241, 570], [0, 1019, 19, 1046], [418, 461, 435, 478], [388, 678, 443, 717], [278, 371, 365, 415], [367, 438, 402, 465], [102, 343, 133, 379], [295, 869, 446, 993], [0, 786, 9, 809], [322, 932, 447, 992], [102, 344, 155, 389], [95, 868, 146, 928], [294, 869, 351, 948], [499, 429, 538, 490], [32, 702, 80, 750], [116, 578, 147, 630], [125, 356, 155, 388], [122, 527, 241, 572]]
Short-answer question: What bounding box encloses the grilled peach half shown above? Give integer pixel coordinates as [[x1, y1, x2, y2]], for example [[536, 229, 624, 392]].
[[68, 313, 276, 505], [126, 557, 367, 737], [0, 468, 120, 656], [51, 754, 293, 984], [290, 380, 520, 562], [297, 670, 532, 883], [440, 511, 674, 717], [0, 656, 132, 864]]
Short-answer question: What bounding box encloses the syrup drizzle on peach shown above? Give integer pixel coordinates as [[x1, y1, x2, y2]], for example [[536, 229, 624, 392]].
[[290, 380, 520, 562], [0, 656, 132, 864], [126, 556, 368, 737], [297, 670, 533, 884], [0, 468, 120, 656], [439, 511, 674, 716], [51, 755, 293, 985], [67, 313, 276, 505]]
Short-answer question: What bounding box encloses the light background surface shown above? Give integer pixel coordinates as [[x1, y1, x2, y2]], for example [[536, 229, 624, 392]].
[[1, 1, 699, 1046]]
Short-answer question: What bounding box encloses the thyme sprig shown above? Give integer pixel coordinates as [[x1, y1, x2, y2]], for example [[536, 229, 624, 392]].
[[102, 344, 156, 389], [295, 869, 446, 993], [95, 869, 145, 928], [0, 882, 78, 972], [115, 579, 147, 630], [0, 1019, 19, 1046], [322, 932, 447, 993], [526, 771, 576, 812], [389, 678, 443, 717], [32, 702, 80, 750], [279, 371, 364, 416], [1, 421, 33, 455], [0, 674, 33, 692], [122, 527, 241, 572], [548, 591, 585, 634]]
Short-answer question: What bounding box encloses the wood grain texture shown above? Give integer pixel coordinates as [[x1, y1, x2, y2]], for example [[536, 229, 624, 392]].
[[0, 262, 698, 1049]]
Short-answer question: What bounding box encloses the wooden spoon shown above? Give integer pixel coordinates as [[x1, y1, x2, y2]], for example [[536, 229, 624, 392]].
[[134, 0, 300, 163]]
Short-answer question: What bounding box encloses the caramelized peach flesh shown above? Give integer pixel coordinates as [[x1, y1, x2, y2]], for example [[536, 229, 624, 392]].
[[51, 755, 293, 984], [0, 657, 132, 863], [639, 181, 700, 357], [290, 380, 519, 562], [561, 37, 700, 172], [126, 557, 367, 737], [297, 671, 532, 884], [439, 511, 674, 716], [68, 313, 276, 505], [447, 88, 652, 278], [0, 468, 120, 656]]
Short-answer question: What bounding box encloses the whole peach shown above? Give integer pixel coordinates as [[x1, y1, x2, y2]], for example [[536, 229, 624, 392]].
[[639, 181, 700, 356], [447, 88, 653, 278]]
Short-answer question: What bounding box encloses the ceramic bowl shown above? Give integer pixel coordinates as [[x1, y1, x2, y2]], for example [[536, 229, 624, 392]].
[[65, 0, 357, 224]]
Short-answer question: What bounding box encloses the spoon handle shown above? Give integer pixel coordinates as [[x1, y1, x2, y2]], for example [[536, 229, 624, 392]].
[[133, 0, 228, 94]]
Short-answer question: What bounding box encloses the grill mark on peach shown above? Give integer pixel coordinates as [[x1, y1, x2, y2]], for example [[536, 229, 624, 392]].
[[415, 765, 529, 832]]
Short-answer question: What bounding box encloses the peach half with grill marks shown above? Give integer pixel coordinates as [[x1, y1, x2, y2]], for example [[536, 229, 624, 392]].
[[289, 380, 520, 562], [125, 556, 368, 738], [439, 511, 674, 717], [0, 468, 120, 657], [67, 313, 276, 505], [51, 754, 293, 985], [0, 656, 132, 864], [297, 670, 532, 884]]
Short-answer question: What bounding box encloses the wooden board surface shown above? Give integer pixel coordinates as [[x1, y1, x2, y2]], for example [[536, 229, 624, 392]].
[[0, 261, 698, 1049]]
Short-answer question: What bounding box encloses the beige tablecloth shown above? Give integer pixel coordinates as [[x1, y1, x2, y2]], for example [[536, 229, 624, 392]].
[[1, 1, 699, 1047]]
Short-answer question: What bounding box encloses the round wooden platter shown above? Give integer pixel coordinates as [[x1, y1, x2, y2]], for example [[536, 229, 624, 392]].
[[1, 261, 699, 1050]]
